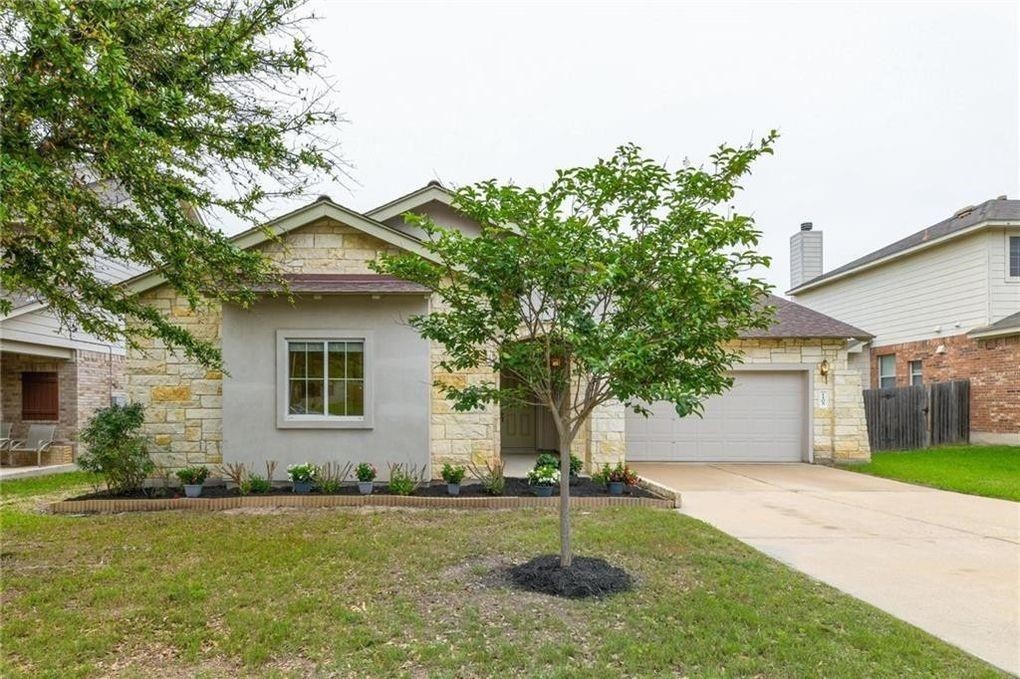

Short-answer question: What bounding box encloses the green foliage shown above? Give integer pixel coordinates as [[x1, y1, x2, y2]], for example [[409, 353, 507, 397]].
[[527, 464, 560, 486], [241, 474, 272, 494], [286, 462, 317, 484], [441, 463, 466, 485], [175, 466, 209, 485], [77, 403, 154, 493], [535, 451, 583, 476], [467, 457, 505, 496], [592, 463, 638, 486], [0, 0, 343, 368], [354, 462, 377, 482], [387, 463, 425, 496]]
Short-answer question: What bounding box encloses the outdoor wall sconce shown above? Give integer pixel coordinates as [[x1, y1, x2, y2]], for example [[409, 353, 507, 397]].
[[819, 359, 830, 383], [550, 356, 563, 369]]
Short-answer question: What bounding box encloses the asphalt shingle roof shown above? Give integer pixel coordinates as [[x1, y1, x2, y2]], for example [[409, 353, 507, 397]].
[[968, 310, 1020, 337], [740, 295, 873, 340], [789, 197, 1020, 292]]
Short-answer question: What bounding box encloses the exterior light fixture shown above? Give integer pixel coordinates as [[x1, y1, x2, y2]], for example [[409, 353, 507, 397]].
[[550, 356, 563, 369], [935, 344, 947, 355], [819, 359, 830, 383]]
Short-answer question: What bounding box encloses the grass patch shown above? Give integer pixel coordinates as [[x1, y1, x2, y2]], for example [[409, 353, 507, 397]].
[[844, 445, 1020, 501], [0, 472, 1003, 677]]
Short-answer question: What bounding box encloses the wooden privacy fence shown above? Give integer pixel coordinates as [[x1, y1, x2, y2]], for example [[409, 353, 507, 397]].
[[863, 380, 970, 452]]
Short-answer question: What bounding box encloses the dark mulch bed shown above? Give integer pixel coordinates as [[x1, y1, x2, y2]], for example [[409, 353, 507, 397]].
[[506, 554, 634, 598], [67, 476, 660, 501]]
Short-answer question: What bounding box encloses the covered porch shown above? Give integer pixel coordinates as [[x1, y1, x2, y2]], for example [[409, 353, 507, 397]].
[[0, 343, 76, 467]]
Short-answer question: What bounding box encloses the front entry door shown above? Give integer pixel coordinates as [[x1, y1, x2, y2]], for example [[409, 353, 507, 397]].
[[501, 404, 536, 453]]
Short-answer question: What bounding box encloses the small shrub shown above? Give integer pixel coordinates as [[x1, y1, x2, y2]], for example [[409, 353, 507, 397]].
[[534, 451, 583, 476], [468, 457, 505, 496], [264, 460, 278, 483], [527, 464, 560, 486], [220, 462, 249, 493], [176, 466, 209, 485], [441, 463, 466, 485], [242, 474, 272, 494], [77, 403, 154, 494], [317, 461, 352, 494], [354, 462, 377, 482], [287, 462, 317, 484], [388, 463, 425, 495]]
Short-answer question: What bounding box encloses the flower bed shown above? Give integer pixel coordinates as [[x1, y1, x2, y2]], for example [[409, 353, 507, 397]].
[[49, 477, 678, 514]]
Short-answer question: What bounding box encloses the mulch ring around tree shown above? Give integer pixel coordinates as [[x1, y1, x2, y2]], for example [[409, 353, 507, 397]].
[[506, 554, 635, 598], [67, 476, 661, 501]]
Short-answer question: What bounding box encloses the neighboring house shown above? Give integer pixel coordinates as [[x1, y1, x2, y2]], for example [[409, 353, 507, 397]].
[[123, 184, 873, 478], [0, 274, 136, 462], [788, 197, 1020, 444]]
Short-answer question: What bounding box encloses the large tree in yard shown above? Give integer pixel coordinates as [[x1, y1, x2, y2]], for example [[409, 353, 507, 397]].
[[1, 0, 340, 368], [375, 136, 778, 568]]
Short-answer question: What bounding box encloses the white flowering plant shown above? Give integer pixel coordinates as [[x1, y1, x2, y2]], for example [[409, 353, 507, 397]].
[[286, 462, 317, 483], [527, 464, 560, 486]]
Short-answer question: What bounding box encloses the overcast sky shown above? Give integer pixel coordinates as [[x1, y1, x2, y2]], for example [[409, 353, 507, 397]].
[[264, 1, 1018, 294]]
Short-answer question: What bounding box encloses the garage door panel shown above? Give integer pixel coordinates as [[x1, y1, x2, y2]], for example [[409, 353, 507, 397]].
[[626, 371, 806, 462]]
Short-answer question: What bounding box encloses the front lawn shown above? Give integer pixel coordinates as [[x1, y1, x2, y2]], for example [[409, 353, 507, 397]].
[[1, 473, 1002, 677], [844, 445, 1020, 501]]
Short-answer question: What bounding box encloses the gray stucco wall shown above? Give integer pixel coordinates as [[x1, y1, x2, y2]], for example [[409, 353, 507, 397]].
[[221, 295, 430, 479]]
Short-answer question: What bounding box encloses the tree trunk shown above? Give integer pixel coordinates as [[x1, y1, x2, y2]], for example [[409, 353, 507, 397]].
[[559, 429, 573, 568]]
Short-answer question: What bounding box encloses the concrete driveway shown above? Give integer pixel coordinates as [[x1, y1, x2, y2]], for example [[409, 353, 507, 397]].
[[631, 462, 1020, 675]]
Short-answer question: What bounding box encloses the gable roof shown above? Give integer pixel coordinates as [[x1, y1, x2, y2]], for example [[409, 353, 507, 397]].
[[741, 295, 873, 340], [788, 197, 1020, 294], [968, 310, 1020, 339], [122, 196, 438, 295], [365, 181, 455, 223]]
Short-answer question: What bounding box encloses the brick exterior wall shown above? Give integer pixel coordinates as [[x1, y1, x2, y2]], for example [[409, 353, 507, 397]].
[[1, 348, 124, 457], [870, 333, 1020, 436]]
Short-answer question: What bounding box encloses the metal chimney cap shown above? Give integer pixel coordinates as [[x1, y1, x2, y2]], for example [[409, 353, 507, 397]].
[[800, 222, 814, 231]]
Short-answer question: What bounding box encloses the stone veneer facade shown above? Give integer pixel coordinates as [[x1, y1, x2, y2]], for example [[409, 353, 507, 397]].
[[129, 217, 504, 476], [870, 333, 1019, 441], [128, 216, 870, 474], [1, 348, 124, 458]]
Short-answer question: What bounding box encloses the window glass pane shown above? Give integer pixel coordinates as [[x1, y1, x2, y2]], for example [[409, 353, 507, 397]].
[[289, 380, 307, 414], [880, 376, 895, 388], [347, 342, 364, 379], [347, 380, 364, 416], [327, 380, 346, 416], [305, 379, 324, 415], [306, 342, 324, 378], [328, 342, 346, 378], [288, 343, 306, 378], [1010, 237, 1020, 277]]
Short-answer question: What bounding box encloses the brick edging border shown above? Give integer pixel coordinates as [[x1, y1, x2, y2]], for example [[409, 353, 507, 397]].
[[48, 492, 678, 514], [636, 476, 682, 508]]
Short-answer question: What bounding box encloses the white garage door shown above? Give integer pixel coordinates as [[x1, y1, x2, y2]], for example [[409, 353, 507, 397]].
[[626, 371, 807, 462]]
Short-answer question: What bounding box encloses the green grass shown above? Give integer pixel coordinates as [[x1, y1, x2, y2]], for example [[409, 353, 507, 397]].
[[0, 473, 1003, 677], [844, 445, 1020, 501]]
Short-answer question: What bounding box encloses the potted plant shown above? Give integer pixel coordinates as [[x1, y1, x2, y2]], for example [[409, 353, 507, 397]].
[[441, 463, 466, 496], [287, 462, 317, 493], [527, 464, 560, 497], [175, 466, 209, 498], [355, 462, 376, 494], [534, 451, 583, 484], [596, 462, 638, 495]]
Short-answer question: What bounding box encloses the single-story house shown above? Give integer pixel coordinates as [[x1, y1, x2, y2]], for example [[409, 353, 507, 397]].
[[123, 184, 873, 478]]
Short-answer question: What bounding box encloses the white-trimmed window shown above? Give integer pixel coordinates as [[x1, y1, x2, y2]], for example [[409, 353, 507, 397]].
[[277, 331, 372, 428], [908, 360, 923, 386], [878, 354, 896, 388], [1009, 236, 1020, 278]]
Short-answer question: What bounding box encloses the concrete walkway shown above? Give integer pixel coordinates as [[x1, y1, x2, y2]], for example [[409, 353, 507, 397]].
[[0, 463, 76, 480], [631, 462, 1020, 675]]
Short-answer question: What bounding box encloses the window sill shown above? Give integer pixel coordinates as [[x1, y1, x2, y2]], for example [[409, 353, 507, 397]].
[[276, 417, 374, 430]]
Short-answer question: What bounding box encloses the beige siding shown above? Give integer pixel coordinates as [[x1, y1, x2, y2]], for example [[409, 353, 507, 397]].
[[987, 226, 1020, 323], [792, 231, 993, 347], [1, 308, 125, 355]]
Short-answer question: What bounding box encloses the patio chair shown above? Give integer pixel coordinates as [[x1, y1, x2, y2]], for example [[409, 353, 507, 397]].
[[0, 422, 10, 464], [7, 424, 57, 467]]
